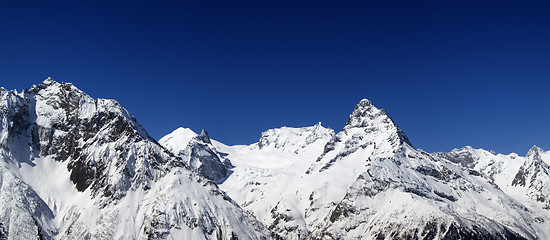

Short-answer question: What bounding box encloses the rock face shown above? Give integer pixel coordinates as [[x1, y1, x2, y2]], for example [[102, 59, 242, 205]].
[[0, 79, 269, 239], [162, 99, 550, 239], [512, 146, 550, 208]]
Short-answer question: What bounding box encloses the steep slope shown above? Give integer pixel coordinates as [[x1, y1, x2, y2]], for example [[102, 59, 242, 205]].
[[162, 99, 549, 239], [512, 146, 550, 210], [308, 146, 540, 239], [158, 127, 197, 156], [212, 100, 424, 238], [0, 78, 269, 239], [162, 123, 336, 238], [215, 124, 336, 239], [160, 128, 230, 182], [436, 146, 550, 218], [306, 100, 543, 239]]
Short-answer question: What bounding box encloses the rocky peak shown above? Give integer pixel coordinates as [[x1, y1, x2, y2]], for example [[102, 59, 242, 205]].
[[159, 127, 228, 182], [28, 77, 56, 90], [345, 99, 378, 128], [526, 145, 543, 160], [357, 98, 372, 107], [186, 133, 228, 182], [1, 79, 162, 198], [43, 76, 56, 84], [310, 122, 332, 135], [434, 146, 479, 168], [312, 122, 323, 129], [198, 128, 212, 144], [512, 146, 550, 190], [0, 87, 9, 102], [29, 77, 89, 115], [0, 79, 272, 239], [306, 99, 414, 174], [343, 99, 412, 148], [33, 77, 64, 91]]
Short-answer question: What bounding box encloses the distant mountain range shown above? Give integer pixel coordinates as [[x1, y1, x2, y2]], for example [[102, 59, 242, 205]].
[[1, 79, 548, 239]]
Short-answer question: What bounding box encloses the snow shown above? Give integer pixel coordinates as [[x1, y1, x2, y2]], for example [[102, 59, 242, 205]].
[[2, 79, 550, 239], [19, 156, 98, 229], [159, 127, 198, 155], [0, 78, 269, 239], [208, 125, 342, 237], [202, 102, 423, 238], [188, 99, 550, 239]]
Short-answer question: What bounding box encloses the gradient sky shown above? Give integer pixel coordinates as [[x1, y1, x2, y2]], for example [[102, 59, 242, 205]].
[[1, 0, 549, 154]]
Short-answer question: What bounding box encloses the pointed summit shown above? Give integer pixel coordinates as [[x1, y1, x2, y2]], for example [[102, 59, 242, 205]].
[[343, 99, 412, 147], [358, 98, 372, 107], [526, 145, 543, 159], [42, 77, 57, 85], [311, 122, 327, 132], [345, 99, 383, 128], [198, 128, 212, 144], [0, 79, 271, 238], [31, 77, 81, 95]]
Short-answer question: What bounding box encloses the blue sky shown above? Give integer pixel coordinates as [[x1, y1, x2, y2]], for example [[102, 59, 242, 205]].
[[1, 0, 549, 154]]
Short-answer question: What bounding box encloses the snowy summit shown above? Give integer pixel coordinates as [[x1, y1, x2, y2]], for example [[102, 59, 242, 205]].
[[0, 79, 549, 240]]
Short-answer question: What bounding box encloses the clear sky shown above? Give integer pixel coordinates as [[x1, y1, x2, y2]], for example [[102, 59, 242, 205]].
[[1, 0, 549, 154]]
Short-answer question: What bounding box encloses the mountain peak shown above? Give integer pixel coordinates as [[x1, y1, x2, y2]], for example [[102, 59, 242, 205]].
[[172, 127, 197, 138], [0, 79, 270, 239], [341, 98, 413, 148], [345, 99, 387, 128], [434, 146, 480, 168], [32, 77, 82, 95], [526, 145, 543, 159], [42, 77, 58, 85], [198, 128, 212, 144], [158, 127, 197, 156], [357, 98, 372, 107]]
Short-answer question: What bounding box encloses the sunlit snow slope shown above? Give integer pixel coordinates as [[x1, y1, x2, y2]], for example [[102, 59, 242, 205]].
[[163, 99, 550, 240]]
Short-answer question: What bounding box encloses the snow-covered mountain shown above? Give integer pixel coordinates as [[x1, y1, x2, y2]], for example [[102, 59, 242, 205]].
[[160, 128, 231, 182], [0, 79, 270, 239], [3, 78, 548, 240], [163, 99, 550, 239], [435, 146, 550, 220]]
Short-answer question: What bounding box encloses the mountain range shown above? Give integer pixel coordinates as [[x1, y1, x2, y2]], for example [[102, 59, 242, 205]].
[[1, 79, 548, 239]]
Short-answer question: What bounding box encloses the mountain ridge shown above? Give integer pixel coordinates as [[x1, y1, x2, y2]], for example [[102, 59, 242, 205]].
[[0, 78, 270, 239], [1, 79, 548, 239], [162, 98, 549, 239]]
